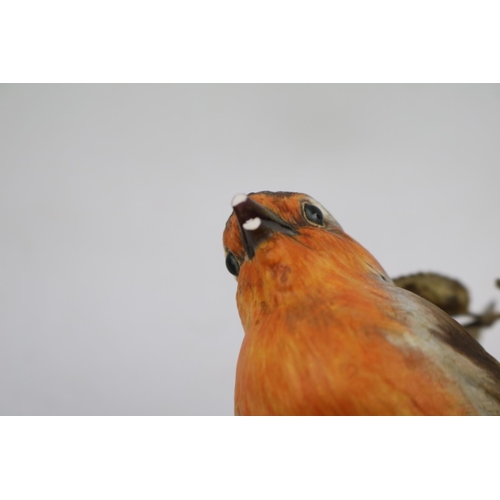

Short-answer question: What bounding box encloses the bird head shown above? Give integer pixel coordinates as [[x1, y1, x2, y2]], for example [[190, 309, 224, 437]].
[[223, 191, 391, 331]]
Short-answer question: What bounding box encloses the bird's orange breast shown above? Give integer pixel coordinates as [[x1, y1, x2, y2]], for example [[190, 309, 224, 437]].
[[234, 234, 476, 416]]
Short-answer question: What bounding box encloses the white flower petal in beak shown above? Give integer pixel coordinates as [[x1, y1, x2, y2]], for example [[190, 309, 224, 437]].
[[231, 193, 248, 207], [242, 217, 261, 231]]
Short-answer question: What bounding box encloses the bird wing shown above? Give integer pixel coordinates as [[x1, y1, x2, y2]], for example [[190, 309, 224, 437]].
[[389, 286, 500, 415]]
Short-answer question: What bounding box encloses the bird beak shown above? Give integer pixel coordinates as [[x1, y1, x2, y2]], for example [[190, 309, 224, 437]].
[[231, 194, 297, 259]]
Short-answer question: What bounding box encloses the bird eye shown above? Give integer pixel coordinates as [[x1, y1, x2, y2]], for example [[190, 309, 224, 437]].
[[303, 203, 324, 225], [225, 252, 240, 276]]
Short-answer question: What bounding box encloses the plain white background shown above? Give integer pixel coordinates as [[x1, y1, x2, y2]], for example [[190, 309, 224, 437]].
[[1, 84, 499, 415]]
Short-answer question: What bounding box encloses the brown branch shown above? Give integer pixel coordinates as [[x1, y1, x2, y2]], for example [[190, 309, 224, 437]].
[[393, 273, 500, 341]]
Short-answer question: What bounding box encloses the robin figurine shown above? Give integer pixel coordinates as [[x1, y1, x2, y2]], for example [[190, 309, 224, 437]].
[[223, 191, 500, 415]]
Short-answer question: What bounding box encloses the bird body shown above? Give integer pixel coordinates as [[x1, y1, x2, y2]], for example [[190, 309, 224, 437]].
[[223, 191, 500, 415]]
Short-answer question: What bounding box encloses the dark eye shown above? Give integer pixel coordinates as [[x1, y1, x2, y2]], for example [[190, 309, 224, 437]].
[[225, 252, 240, 276], [303, 203, 324, 225]]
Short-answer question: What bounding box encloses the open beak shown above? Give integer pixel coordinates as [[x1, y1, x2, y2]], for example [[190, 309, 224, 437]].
[[231, 194, 297, 259]]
